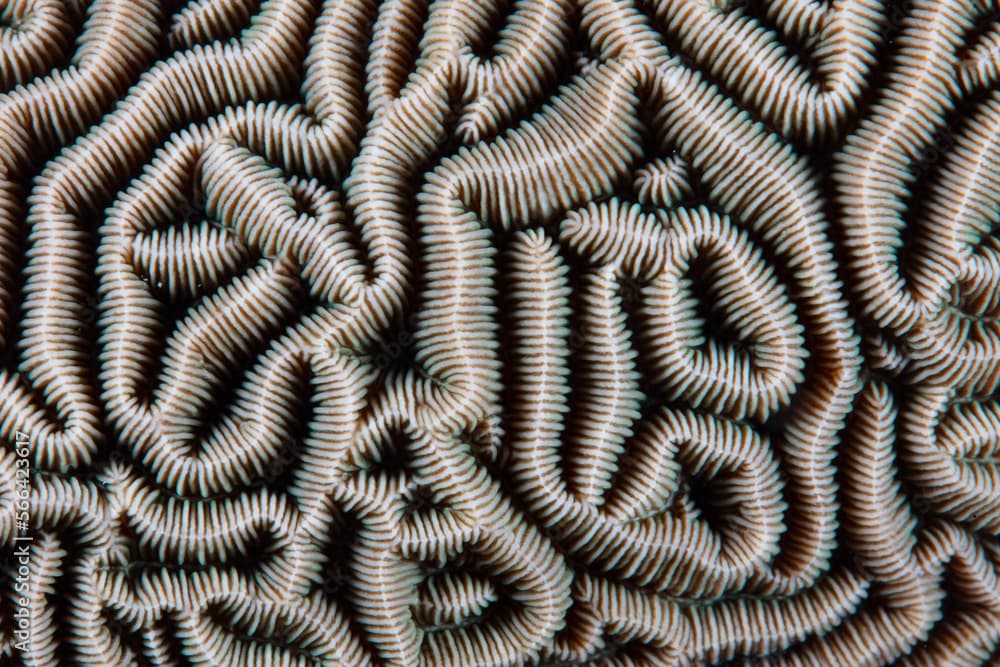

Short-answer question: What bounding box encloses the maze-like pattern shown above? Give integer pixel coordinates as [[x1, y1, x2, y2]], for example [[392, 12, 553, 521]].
[[1, 0, 1000, 665]]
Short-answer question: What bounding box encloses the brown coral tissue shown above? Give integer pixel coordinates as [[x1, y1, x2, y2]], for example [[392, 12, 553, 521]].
[[3, 0, 1000, 664]]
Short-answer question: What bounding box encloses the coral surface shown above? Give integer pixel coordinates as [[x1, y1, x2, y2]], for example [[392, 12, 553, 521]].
[[2, 0, 1000, 665]]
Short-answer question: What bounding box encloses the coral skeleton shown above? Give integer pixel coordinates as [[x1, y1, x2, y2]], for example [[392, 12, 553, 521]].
[[1, 0, 999, 664]]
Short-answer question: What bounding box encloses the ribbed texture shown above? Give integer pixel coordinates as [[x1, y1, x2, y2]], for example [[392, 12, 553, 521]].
[[0, 0, 998, 665]]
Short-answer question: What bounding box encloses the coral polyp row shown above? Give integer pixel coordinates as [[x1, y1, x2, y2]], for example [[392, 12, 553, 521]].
[[1, 0, 999, 665]]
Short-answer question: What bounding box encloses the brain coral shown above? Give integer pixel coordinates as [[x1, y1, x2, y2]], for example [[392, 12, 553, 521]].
[[1, 0, 1000, 665]]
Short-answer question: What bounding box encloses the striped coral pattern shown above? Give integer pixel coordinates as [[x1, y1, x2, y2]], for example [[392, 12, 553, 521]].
[[1, 0, 999, 665]]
